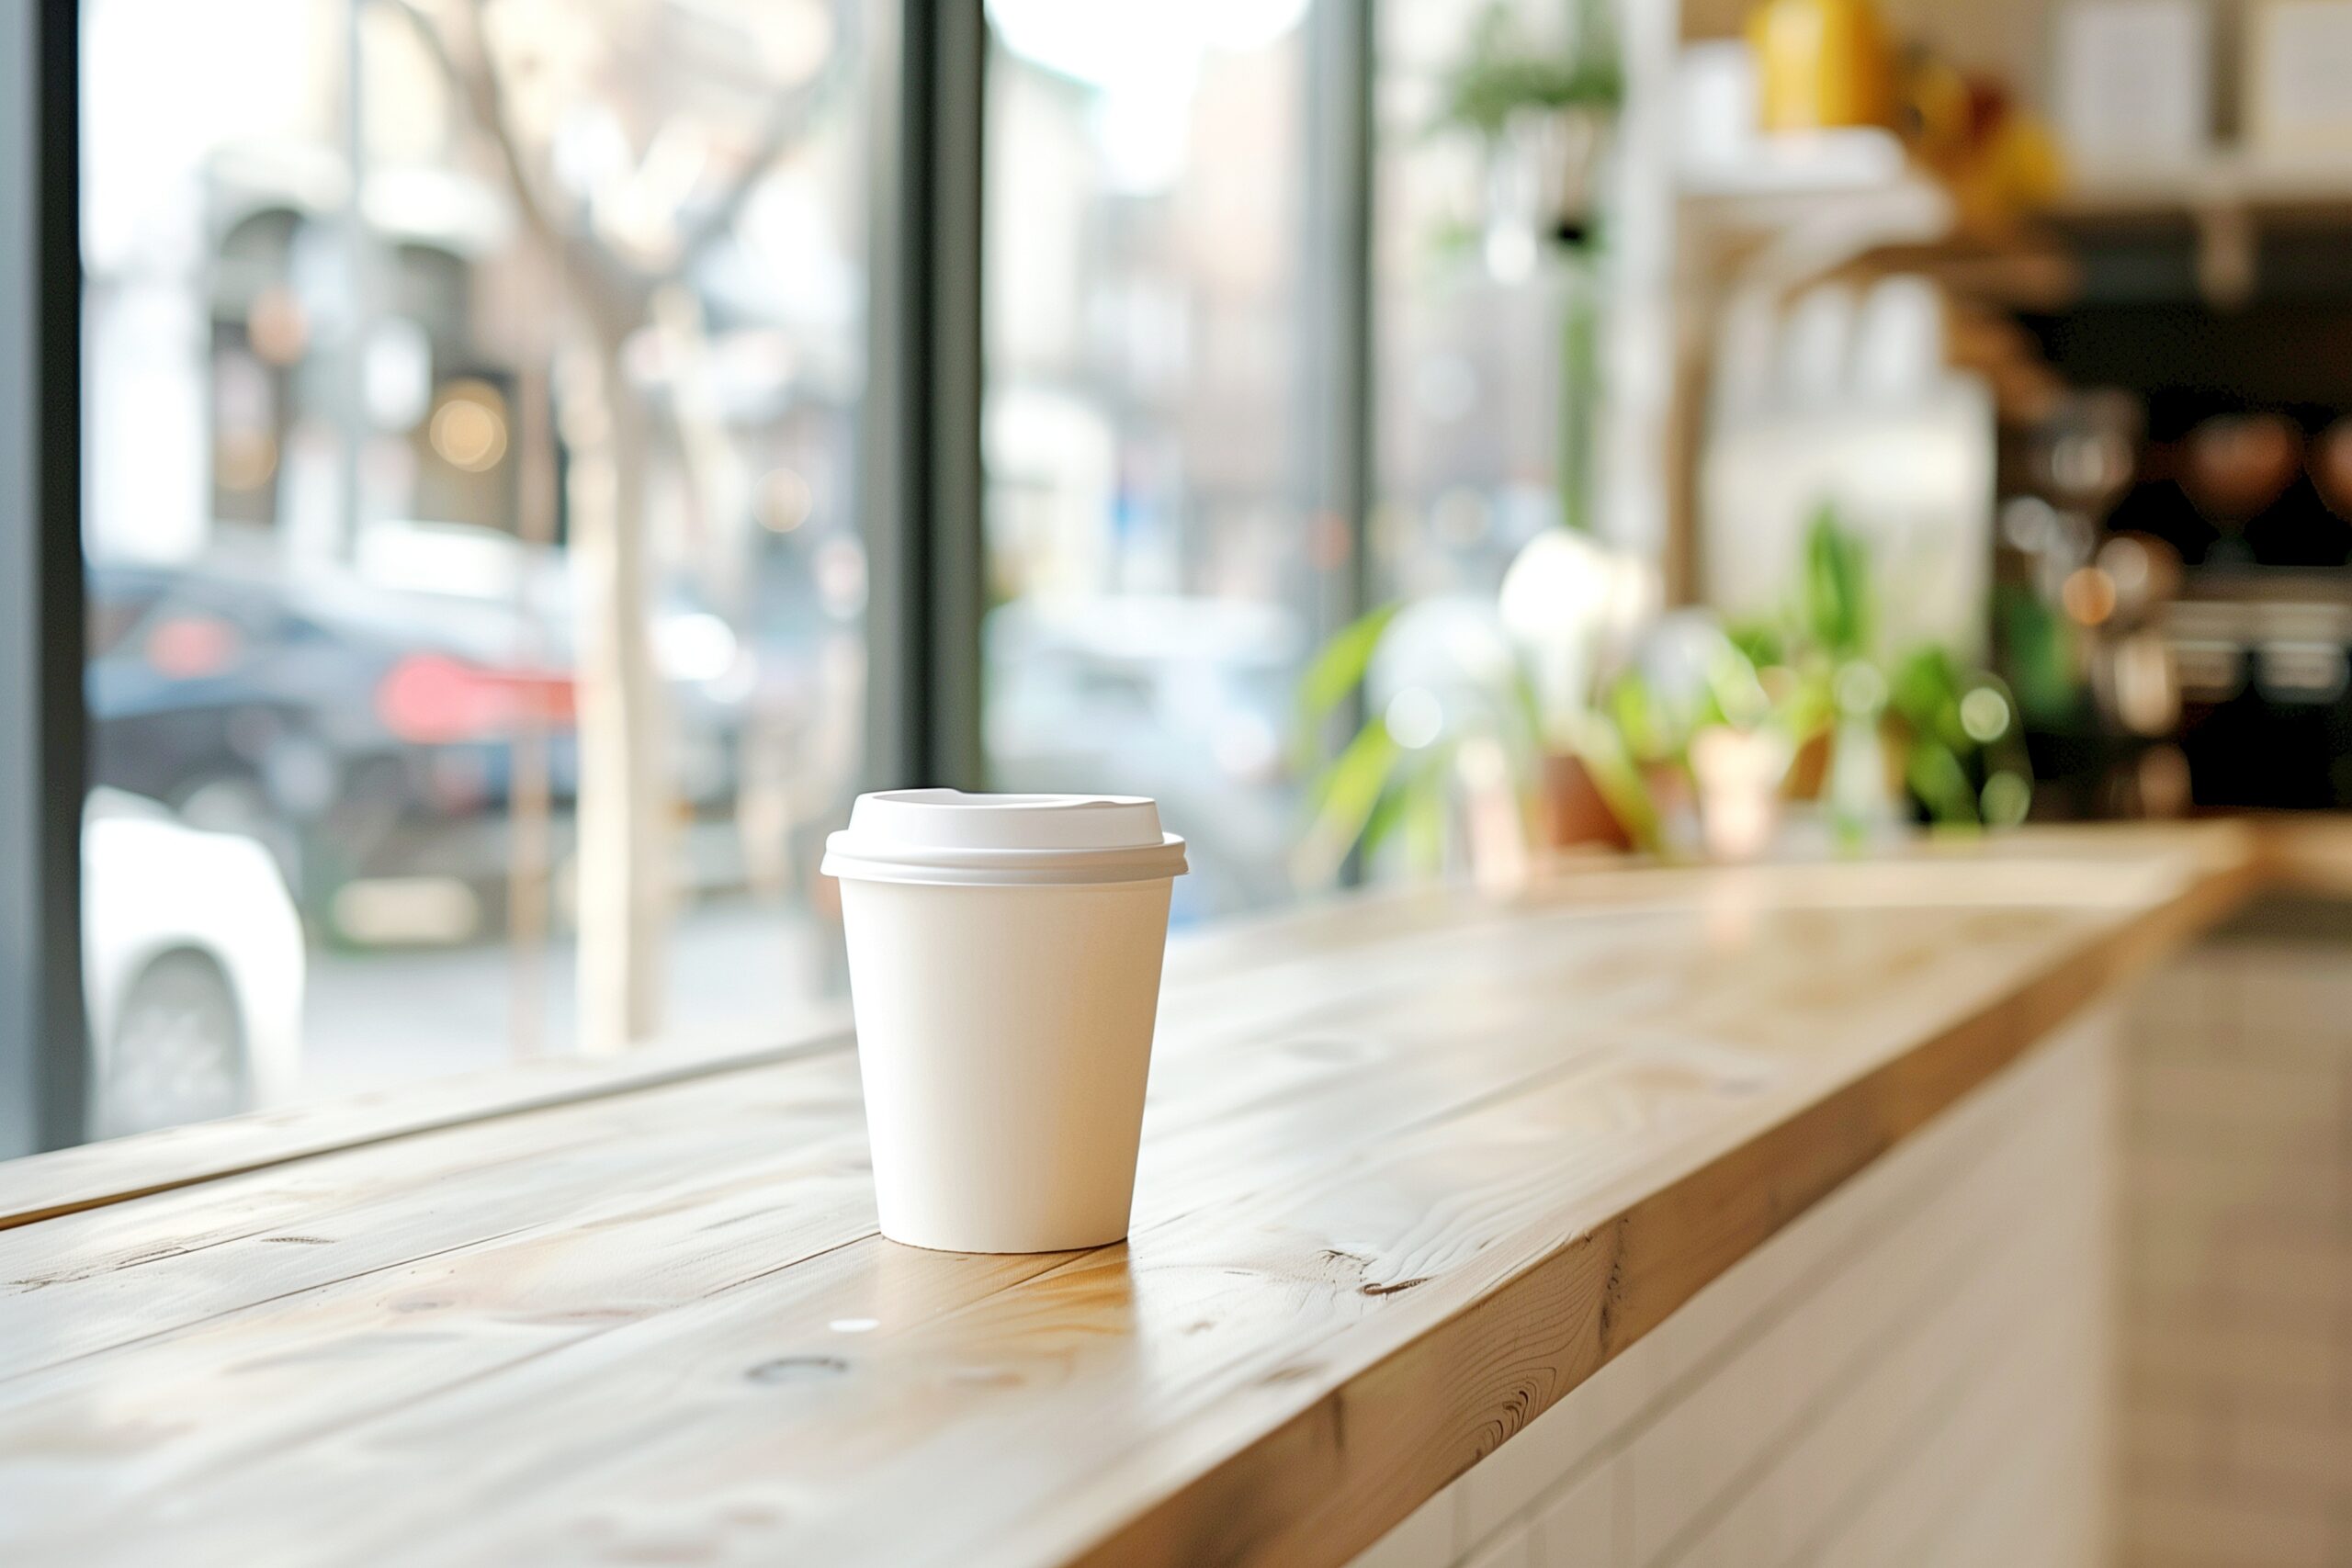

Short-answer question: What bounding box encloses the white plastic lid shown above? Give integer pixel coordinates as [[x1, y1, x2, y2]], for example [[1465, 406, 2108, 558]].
[[821, 790, 1189, 886]]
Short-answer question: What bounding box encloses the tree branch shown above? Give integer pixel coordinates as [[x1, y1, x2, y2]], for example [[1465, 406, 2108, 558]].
[[378, 0, 558, 243], [662, 0, 859, 276], [377, 0, 646, 320]]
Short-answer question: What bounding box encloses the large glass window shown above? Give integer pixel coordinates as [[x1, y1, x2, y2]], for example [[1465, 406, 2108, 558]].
[[979, 0, 1325, 920], [1373, 0, 1575, 605], [80, 0, 865, 1133]]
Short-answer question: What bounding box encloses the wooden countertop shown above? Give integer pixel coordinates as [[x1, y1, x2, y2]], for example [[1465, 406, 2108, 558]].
[[0, 819, 2337, 1567]]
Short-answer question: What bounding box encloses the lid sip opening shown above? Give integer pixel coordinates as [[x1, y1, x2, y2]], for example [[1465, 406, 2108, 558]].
[[822, 790, 1190, 887]]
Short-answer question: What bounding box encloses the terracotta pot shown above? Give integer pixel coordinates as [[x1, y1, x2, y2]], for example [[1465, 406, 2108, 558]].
[[1786, 729, 1832, 801], [1537, 753, 1632, 852], [1642, 761, 1694, 819]]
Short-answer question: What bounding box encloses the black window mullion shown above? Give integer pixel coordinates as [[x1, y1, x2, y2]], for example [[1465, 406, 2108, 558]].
[[863, 0, 987, 794], [0, 0, 89, 1157]]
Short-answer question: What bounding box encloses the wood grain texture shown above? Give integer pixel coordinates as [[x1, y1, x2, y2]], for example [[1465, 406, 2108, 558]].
[[0, 1005, 854, 1231], [0, 820, 2329, 1568]]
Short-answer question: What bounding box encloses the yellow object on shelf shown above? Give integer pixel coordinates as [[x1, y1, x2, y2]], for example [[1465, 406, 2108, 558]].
[[1749, 0, 1897, 131]]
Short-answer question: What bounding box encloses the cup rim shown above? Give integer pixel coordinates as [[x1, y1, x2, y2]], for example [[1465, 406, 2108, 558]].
[[822, 789, 1190, 886], [821, 830, 1189, 887]]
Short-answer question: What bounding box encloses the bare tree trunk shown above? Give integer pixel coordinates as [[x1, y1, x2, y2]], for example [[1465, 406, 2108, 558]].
[[377, 0, 846, 1058], [507, 361, 558, 1062], [564, 328, 668, 1054]]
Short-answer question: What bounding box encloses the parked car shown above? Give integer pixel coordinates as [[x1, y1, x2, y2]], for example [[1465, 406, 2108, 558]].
[[87, 558, 574, 924], [87, 556, 751, 943], [83, 788, 305, 1137], [983, 595, 1307, 917]]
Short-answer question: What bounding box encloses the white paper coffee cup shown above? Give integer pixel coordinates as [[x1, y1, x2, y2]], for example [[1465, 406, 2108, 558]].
[[822, 790, 1187, 1253]]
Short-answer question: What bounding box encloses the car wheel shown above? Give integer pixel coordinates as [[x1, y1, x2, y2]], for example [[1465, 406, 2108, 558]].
[[97, 951, 250, 1138]]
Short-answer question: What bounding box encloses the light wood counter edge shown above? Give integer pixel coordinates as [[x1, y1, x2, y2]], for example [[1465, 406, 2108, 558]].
[[0, 1010, 854, 1231], [1051, 828, 2273, 1568]]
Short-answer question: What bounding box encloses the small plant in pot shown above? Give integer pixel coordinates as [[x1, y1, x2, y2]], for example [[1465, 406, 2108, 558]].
[[1294, 528, 1659, 889], [1598, 613, 1791, 861], [1732, 507, 2036, 847], [1294, 508, 2033, 882], [1437, 0, 1624, 255]]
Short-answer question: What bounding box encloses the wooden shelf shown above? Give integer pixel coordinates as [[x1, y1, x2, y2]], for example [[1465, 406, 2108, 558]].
[[1677, 141, 1956, 295], [2052, 151, 2352, 222], [1676, 142, 2352, 307], [1678, 127, 1911, 203]]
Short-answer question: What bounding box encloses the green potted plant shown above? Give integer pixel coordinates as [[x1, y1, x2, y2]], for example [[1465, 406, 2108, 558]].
[[1732, 507, 2035, 846], [1295, 529, 1660, 887], [1437, 0, 1624, 245]]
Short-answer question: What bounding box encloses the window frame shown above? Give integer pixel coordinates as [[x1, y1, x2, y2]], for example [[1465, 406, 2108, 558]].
[[863, 0, 989, 793], [2, 0, 91, 1157], [14, 0, 1377, 1156]]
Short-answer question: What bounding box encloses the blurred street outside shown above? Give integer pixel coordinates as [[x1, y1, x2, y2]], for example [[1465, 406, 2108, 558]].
[[294, 897, 840, 1100]]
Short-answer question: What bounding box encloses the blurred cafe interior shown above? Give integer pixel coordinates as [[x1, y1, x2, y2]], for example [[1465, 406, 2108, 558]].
[[7, 0, 2352, 1564]]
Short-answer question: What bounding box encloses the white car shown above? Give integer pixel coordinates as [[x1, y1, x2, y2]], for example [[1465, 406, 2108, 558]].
[[83, 789, 305, 1137]]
